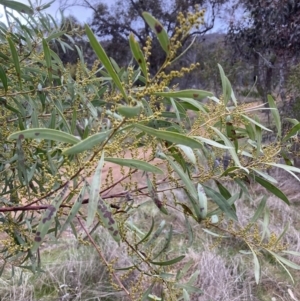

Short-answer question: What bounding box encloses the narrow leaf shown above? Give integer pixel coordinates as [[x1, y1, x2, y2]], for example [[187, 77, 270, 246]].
[[176, 145, 196, 164], [203, 185, 238, 221], [85, 25, 127, 100], [42, 38, 52, 81], [31, 184, 69, 253], [135, 123, 203, 149], [283, 122, 300, 142], [87, 153, 104, 227], [0, 65, 8, 92], [267, 95, 281, 137], [252, 175, 289, 205], [129, 33, 148, 81], [8, 128, 80, 145], [105, 158, 163, 174], [153, 89, 213, 101], [150, 255, 185, 266], [62, 130, 112, 155], [142, 12, 170, 54], [197, 184, 207, 219], [250, 196, 267, 223], [7, 36, 22, 88], [97, 196, 121, 243]]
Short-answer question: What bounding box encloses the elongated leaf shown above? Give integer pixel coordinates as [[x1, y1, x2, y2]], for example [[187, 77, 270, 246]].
[[218, 64, 234, 105], [152, 225, 172, 259], [203, 185, 238, 221], [129, 33, 148, 80], [251, 168, 277, 184], [267, 95, 281, 137], [97, 196, 121, 243], [142, 12, 169, 54], [105, 158, 163, 174], [211, 126, 248, 173], [1, 0, 33, 14], [183, 289, 190, 301], [150, 255, 185, 266], [85, 25, 127, 100], [249, 245, 260, 284], [283, 122, 300, 142], [202, 228, 229, 238], [176, 260, 193, 281], [8, 128, 80, 144], [0, 65, 8, 92], [87, 153, 104, 228], [136, 217, 154, 246], [146, 220, 166, 247], [31, 184, 69, 253], [215, 180, 231, 200], [268, 250, 300, 270], [153, 89, 213, 101], [241, 114, 272, 132], [117, 104, 143, 118], [178, 97, 208, 114], [58, 184, 87, 238], [146, 173, 168, 214], [62, 130, 112, 155], [176, 144, 196, 164], [252, 175, 289, 205], [250, 196, 267, 223], [42, 39, 52, 81], [158, 152, 200, 219], [193, 136, 232, 149], [255, 118, 262, 157], [197, 184, 207, 219], [185, 216, 193, 248], [135, 124, 203, 149], [7, 37, 21, 88]]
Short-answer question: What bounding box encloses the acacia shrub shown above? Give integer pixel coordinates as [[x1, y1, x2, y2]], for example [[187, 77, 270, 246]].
[[1, 2, 300, 300]]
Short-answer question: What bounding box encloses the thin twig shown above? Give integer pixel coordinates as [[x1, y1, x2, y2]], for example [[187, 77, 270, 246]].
[[77, 217, 133, 300]]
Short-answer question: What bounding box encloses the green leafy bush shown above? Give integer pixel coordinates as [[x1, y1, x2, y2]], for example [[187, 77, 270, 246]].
[[1, 1, 300, 300]]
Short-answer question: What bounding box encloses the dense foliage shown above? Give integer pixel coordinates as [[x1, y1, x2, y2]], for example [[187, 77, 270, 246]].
[[1, 1, 300, 300]]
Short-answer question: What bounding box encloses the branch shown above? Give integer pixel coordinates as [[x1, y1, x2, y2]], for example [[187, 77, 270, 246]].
[[77, 217, 133, 300]]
